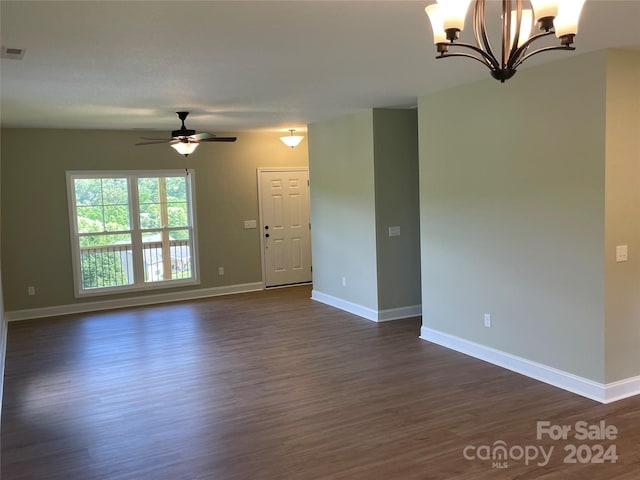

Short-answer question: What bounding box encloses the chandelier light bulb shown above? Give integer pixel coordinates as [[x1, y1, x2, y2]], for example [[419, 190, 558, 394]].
[[530, 0, 559, 28], [437, 0, 472, 33], [425, 4, 448, 45], [554, 0, 586, 42]]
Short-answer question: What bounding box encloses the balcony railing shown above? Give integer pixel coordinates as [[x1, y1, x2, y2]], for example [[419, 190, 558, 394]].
[[79, 239, 191, 289]]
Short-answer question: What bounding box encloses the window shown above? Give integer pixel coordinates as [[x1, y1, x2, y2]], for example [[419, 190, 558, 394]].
[[67, 170, 199, 296]]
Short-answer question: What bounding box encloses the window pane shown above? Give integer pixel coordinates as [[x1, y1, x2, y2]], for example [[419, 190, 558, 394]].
[[165, 176, 187, 201], [168, 229, 192, 280], [74, 178, 103, 206], [75, 178, 130, 233], [167, 202, 188, 227], [138, 176, 188, 229], [103, 205, 130, 231], [139, 203, 160, 229], [138, 177, 161, 229], [141, 229, 192, 283], [74, 178, 128, 205], [101, 178, 129, 204], [78, 234, 133, 289], [76, 206, 105, 233], [138, 177, 159, 204]]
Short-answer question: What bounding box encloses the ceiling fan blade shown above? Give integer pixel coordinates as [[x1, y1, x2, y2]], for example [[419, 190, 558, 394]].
[[134, 112, 237, 147], [191, 132, 216, 141], [135, 139, 171, 146], [198, 137, 237, 143]]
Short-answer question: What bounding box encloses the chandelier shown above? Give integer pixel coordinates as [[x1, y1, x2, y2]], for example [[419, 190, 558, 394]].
[[425, 0, 586, 82]]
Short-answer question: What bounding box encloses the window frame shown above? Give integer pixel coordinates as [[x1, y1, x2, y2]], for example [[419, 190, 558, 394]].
[[66, 170, 200, 297]]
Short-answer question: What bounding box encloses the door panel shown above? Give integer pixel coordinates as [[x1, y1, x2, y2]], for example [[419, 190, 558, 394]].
[[259, 169, 311, 287]]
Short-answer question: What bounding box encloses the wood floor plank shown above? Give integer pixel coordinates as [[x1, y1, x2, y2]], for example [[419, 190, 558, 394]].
[[2, 285, 639, 479]]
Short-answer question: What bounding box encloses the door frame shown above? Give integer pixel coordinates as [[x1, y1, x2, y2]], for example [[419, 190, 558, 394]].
[[257, 167, 311, 288]]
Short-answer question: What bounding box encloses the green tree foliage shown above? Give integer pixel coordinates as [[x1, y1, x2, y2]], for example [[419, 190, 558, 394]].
[[74, 178, 130, 239]]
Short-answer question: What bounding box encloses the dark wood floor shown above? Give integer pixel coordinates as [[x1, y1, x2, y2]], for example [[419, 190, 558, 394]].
[[2, 285, 639, 479]]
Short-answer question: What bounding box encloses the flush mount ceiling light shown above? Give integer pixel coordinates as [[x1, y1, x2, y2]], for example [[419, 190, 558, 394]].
[[280, 129, 304, 148], [425, 0, 586, 82]]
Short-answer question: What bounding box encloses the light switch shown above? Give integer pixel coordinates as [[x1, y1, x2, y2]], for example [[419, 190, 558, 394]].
[[616, 245, 628, 263], [388, 226, 401, 237], [244, 220, 257, 229]]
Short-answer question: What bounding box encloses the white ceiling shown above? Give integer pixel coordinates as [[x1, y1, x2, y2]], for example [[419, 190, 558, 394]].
[[1, 1, 639, 134]]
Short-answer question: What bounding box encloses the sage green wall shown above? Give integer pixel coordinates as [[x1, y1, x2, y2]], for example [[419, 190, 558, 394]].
[[308, 108, 421, 313], [604, 50, 640, 383], [419, 51, 608, 382], [1, 128, 307, 311], [308, 110, 379, 310], [373, 109, 421, 310]]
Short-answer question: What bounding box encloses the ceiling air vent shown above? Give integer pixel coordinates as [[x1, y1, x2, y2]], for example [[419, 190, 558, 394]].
[[1, 46, 26, 60]]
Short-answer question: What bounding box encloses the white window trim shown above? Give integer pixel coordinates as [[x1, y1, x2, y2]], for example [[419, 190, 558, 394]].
[[66, 169, 200, 298]]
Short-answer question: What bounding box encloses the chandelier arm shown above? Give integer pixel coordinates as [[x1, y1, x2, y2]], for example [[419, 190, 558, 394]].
[[502, 0, 512, 70], [507, 30, 559, 69], [474, 0, 497, 70], [512, 45, 576, 70], [437, 51, 499, 70], [508, 0, 524, 63], [473, 1, 482, 51], [442, 41, 500, 70]]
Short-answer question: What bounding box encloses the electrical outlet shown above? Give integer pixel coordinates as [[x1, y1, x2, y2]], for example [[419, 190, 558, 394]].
[[342, 276, 346, 287], [27, 286, 36, 296], [218, 267, 224, 276], [484, 313, 491, 328]]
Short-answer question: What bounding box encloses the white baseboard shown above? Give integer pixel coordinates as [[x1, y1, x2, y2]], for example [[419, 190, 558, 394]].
[[420, 326, 640, 404], [603, 375, 640, 403], [6, 282, 264, 322], [311, 290, 421, 322], [378, 304, 422, 322]]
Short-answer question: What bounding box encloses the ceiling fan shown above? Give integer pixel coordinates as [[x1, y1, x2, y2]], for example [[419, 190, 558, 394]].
[[135, 111, 237, 157]]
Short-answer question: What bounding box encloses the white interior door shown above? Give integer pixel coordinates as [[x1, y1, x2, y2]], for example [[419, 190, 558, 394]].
[[259, 168, 311, 287]]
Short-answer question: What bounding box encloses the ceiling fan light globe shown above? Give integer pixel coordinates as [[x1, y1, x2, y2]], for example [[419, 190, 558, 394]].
[[171, 141, 199, 156]]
